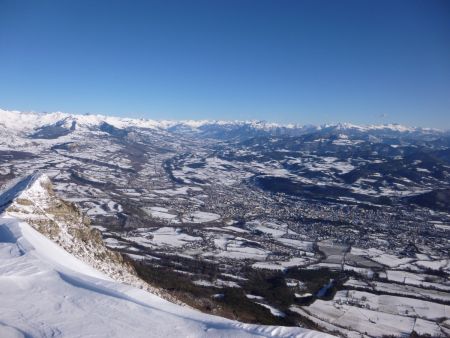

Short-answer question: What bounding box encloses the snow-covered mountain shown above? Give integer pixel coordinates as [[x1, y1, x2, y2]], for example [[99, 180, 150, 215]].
[[0, 173, 331, 338], [0, 108, 290, 132], [0, 108, 443, 140]]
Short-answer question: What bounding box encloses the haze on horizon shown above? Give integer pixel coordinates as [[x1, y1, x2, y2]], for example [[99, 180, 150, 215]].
[[0, 0, 449, 128]]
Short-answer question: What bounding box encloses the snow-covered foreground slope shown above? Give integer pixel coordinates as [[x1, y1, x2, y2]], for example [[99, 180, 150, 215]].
[[0, 215, 332, 338]]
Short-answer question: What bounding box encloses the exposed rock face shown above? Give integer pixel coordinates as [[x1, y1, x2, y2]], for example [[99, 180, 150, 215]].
[[1, 173, 175, 301]]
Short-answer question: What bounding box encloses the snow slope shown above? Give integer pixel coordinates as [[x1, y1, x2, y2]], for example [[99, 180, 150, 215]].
[[0, 190, 332, 338]]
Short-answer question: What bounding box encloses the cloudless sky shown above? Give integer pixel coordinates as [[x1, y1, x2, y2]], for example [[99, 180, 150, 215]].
[[0, 0, 449, 127]]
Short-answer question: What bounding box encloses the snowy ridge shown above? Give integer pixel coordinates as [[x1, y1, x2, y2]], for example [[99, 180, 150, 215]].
[[0, 108, 442, 134], [0, 173, 43, 212], [0, 211, 332, 337]]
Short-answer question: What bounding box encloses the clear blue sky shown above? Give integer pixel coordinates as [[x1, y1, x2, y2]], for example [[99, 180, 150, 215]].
[[0, 0, 449, 127]]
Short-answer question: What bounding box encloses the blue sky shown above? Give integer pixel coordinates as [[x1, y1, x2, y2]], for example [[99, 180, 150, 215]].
[[0, 0, 449, 127]]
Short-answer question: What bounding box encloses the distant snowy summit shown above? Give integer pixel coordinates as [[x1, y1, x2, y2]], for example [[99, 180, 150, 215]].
[[0, 108, 444, 141]]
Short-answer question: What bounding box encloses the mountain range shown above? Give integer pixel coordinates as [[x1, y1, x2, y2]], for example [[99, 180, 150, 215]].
[[1, 108, 445, 141]]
